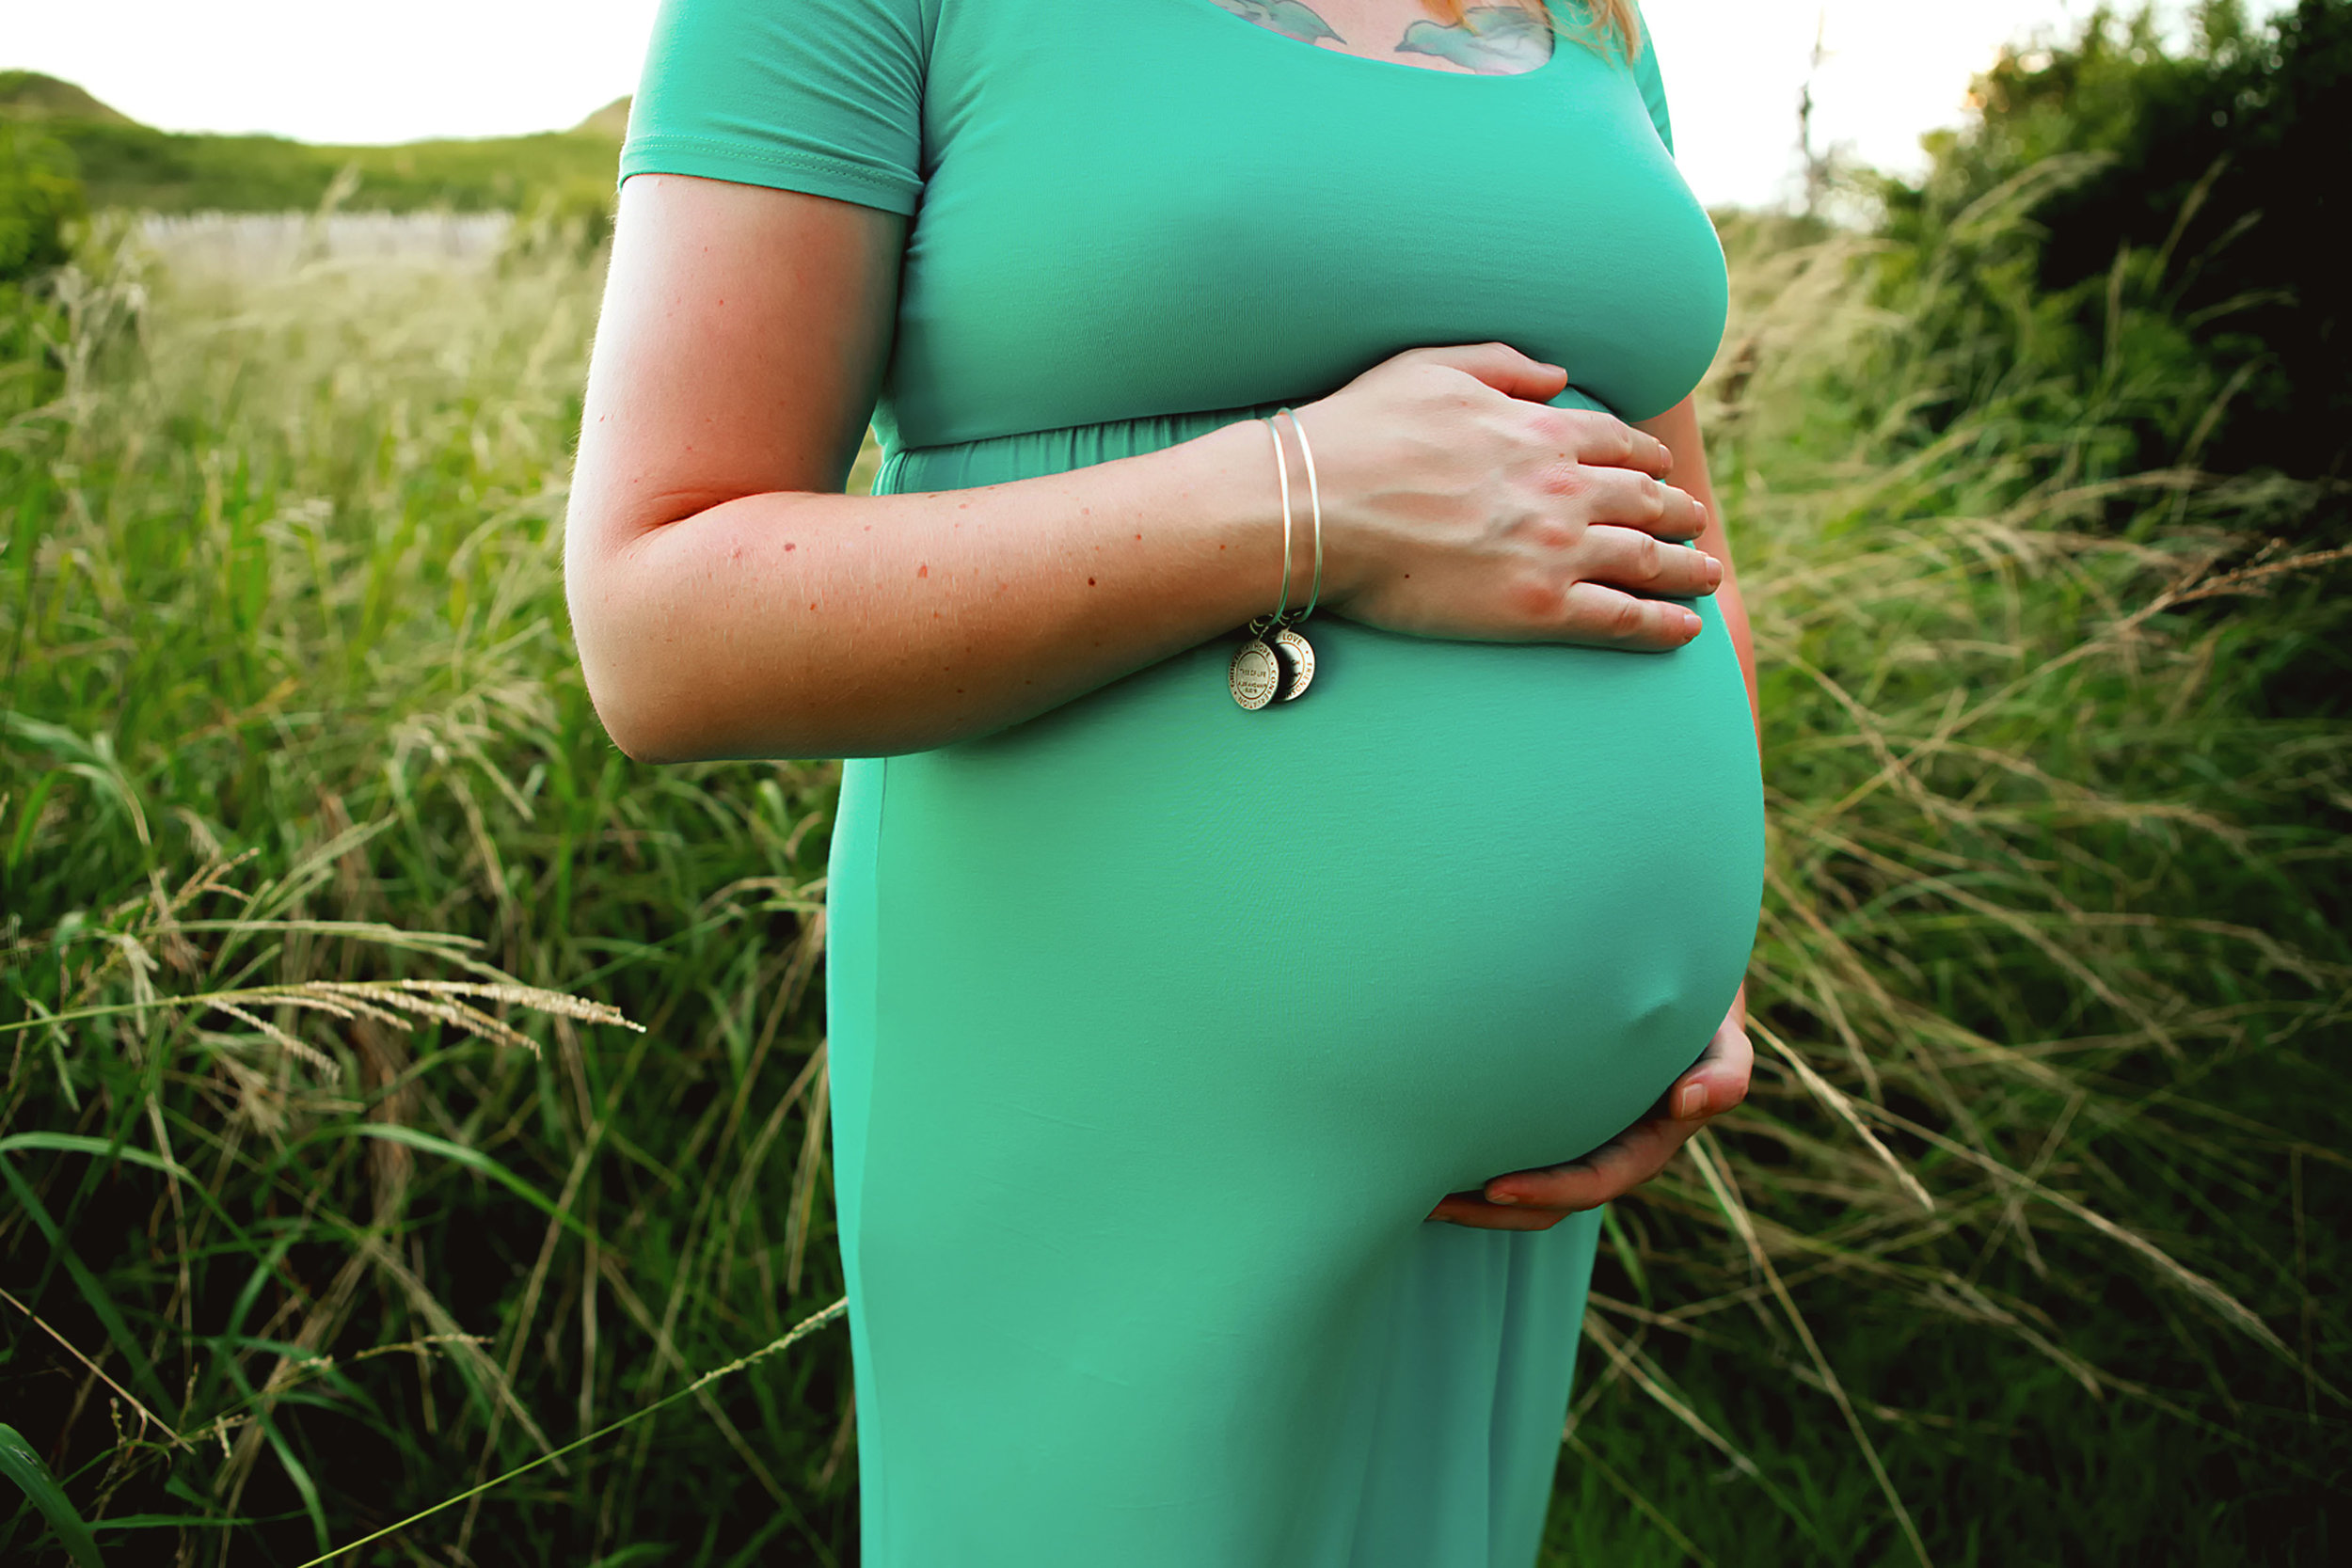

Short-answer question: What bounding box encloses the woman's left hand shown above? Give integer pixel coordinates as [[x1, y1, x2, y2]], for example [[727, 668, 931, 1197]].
[[1426, 989, 1754, 1230]]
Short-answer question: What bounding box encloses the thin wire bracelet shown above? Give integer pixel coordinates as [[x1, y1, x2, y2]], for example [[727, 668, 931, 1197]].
[[1279, 406, 1323, 621], [1256, 415, 1295, 633]]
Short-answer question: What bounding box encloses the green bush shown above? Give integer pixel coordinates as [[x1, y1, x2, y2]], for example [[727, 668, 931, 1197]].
[[0, 123, 85, 284], [1882, 0, 2352, 494], [0, 124, 85, 417]]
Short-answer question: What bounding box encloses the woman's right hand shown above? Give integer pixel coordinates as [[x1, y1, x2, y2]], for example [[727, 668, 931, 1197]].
[[1294, 342, 1720, 651]]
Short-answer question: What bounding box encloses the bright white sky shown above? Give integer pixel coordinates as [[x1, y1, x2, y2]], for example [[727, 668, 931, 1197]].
[[5, 1, 2284, 210]]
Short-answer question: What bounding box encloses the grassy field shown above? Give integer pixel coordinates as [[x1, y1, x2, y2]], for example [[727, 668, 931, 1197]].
[[0, 197, 2345, 1567]]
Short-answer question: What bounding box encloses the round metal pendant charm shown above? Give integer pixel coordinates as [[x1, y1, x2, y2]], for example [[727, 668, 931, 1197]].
[[1229, 638, 1281, 710], [1272, 626, 1316, 702]]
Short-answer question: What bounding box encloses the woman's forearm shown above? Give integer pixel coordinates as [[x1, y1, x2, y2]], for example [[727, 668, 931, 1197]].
[[566, 417, 1296, 762]]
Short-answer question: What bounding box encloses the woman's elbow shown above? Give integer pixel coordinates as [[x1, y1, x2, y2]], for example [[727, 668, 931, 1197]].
[[564, 550, 687, 763], [569, 605, 821, 765], [586, 687, 676, 764], [561, 514, 846, 763], [570, 628, 687, 765]]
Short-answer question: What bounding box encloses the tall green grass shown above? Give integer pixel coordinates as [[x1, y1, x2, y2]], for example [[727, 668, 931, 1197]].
[[4, 219, 856, 1565], [2, 198, 2345, 1566]]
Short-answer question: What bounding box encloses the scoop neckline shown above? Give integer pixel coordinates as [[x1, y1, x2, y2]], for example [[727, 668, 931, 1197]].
[[1174, 0, 1566, 84]]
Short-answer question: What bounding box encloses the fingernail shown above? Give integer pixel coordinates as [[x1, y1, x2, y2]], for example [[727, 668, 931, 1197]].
[[1705, 557, 1724, 586], [1677, 1083, 1708, 1120], [1679, 610, 1703, 636], [1486, 1187, 1523, 1205]]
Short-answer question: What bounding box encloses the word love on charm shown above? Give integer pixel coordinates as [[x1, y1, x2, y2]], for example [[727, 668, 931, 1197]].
[[1229, 637, 1282, 710], [1272, 626, 1316, 702]]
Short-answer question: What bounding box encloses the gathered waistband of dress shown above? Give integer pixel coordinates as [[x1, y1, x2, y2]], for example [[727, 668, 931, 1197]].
[[873, 401, 1298, 497], [873, 384, 1618, 498]]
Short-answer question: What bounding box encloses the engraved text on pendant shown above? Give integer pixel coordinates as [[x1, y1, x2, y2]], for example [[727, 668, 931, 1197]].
[[1229, 639, 1280, 709]]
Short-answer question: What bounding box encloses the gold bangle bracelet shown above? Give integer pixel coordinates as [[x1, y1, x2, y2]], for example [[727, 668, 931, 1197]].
[[1226, 415, 1297, 709], [1278, 406, 1322, 624], [1269, 406, 1320, 703]]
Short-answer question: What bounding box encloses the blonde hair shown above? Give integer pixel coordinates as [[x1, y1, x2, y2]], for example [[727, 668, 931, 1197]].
[[1418, 0, 1641, 61]]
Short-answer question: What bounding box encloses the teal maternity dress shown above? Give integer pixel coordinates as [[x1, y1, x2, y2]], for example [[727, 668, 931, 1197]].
[[621, 2, 1763, 1561]]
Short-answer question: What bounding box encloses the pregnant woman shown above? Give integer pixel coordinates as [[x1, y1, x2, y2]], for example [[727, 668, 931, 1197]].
[[565, 1, 1767, 1561]]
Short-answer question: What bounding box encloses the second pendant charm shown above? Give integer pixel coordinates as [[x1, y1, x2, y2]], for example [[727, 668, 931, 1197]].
[[1272, 626, 1316, 702]]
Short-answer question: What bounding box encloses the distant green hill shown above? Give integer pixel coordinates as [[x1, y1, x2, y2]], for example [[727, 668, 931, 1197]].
[[0, 69, 620, 214], [0, 70, 133, 124], [575, 97, 630, 140]]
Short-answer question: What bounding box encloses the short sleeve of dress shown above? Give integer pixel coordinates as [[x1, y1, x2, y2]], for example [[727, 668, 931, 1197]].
[[618, 0, 930, 215], [1629, 8, 1676, 157]]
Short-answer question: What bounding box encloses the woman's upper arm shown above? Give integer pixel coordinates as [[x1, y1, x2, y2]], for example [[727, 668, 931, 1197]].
[[565, 174, 906, 569]]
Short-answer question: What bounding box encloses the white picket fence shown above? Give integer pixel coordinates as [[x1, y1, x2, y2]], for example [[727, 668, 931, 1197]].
[[135, 211, 516, 276]]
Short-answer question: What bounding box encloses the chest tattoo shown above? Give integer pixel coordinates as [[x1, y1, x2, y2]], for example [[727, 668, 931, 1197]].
[[1207, 2, 1554, 74]]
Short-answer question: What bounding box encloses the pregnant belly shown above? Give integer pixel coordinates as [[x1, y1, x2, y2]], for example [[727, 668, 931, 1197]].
[[860, 601, 1764, 1207]]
